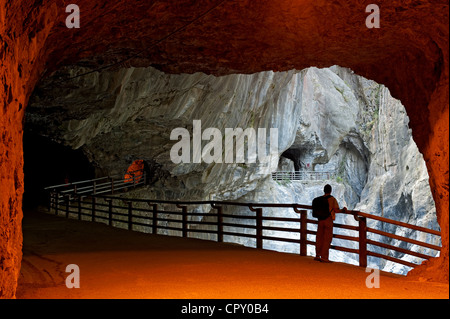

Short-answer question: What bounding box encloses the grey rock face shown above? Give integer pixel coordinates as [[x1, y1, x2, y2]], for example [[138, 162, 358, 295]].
[[27, 65, 439, 275], [29, 67, 304, 200]]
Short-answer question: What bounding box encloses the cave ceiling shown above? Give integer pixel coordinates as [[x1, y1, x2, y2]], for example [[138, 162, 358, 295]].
[[39, 0, 445, 87], [26, 0, 446, 156]]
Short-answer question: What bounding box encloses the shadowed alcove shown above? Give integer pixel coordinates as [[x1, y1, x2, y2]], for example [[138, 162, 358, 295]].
[[22, 132, 96, 209]]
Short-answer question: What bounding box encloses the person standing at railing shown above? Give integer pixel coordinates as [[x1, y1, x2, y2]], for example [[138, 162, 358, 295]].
[[312, 184, 347, 263]]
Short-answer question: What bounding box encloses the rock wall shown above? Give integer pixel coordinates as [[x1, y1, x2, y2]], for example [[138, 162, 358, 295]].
[[223, 67, 441, 275], [27, 66, 304, 199], [0, 0, 58, 299]]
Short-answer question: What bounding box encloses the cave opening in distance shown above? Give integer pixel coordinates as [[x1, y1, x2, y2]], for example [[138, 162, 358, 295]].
[[23, 63, 440, 276], [22, 131, 95, 209], [14, 61, 444, 299]]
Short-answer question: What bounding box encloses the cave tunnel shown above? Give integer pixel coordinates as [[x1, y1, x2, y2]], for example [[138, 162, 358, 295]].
[[0, 0, 448, 299], [22, 131, 95, 209], [280, 149, 302, 171]]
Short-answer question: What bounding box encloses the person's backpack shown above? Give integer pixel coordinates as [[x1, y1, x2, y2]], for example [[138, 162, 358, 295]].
[[312, 195, 332, 220]]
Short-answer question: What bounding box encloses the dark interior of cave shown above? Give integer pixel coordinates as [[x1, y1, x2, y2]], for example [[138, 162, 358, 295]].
[[22, 131, 95, 209]]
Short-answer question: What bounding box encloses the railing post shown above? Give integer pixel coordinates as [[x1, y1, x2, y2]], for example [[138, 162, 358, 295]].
[[300, 210, 307, 256], [250, 206, 263, 249], [48, 191, 52, 212], [127, 201, 133, 231], [256, 208, 263, 249], [106, 199, 113, 226], [92, 197, 96, 222], [77, 195, 82, 220], [212, 204, 223, 243], [152, 204, 158, 234], [110, 177, 114, 194], [356, 214, 367, 268], [177, 205, 188, 238], [65, 195, 70, 218], [55, 192, 59, 216], [293, 206, 308, 256]]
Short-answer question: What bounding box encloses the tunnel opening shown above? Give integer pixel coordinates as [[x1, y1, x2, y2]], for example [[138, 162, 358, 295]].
[[14, 64, 446, 298], [22, 131, 95, 209], [20, 63, 441, 278]]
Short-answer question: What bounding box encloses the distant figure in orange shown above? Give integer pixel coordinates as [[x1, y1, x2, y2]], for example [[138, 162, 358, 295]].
[[312, 184, 347, 263], [124, 160, 144, 183]]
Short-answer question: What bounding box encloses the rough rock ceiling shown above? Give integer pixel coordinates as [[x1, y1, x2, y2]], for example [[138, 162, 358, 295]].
[[26, 0, 446, 153]]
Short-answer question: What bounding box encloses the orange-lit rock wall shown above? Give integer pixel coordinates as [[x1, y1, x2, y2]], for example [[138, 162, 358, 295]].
[[408, 69, 449, 283], [0, 0, 58, 298], [1, 0, 448, 297]]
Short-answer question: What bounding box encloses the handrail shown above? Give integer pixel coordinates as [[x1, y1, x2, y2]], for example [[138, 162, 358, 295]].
[[46, 185, 442, 273], [357, 211, 441, 236], [45, 169, 146, 197], [272, 171, 336, 181], [44, 169, 145, 191]]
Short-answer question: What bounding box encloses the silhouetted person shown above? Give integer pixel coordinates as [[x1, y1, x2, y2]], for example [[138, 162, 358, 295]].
[[313, 184, 347, 263]]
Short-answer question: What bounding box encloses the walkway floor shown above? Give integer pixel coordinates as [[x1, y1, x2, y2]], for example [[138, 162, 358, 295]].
[[17, 209, 448, 299]]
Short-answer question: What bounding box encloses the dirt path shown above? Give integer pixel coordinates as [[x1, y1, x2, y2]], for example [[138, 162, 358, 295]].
[[16, 209, 448, 299]]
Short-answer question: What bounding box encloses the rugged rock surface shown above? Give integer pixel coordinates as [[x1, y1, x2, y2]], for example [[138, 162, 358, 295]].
[[234, 68, 440, 275], [26, 66, 359, 201], [1, 0, 448, 297], [28, 66, 302, 200], [26, 65, 440, 275]]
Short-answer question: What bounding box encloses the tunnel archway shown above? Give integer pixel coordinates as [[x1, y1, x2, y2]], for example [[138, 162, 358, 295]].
[[22, 132, 95, 209], [0, 0, 448, 297]]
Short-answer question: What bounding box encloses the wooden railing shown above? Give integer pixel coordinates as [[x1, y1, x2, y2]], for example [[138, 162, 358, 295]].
[[47, 188, 442, 271], [45, 169, 146, 198], [272, 171, 336, 181]]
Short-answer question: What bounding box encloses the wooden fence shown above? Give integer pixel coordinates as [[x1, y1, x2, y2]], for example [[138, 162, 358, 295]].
[[45, 169, 146, 197], [47, 190, 441, 270]]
